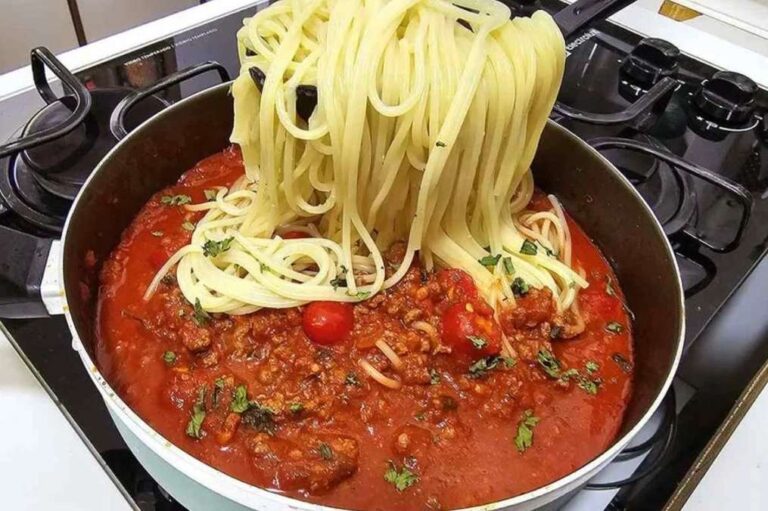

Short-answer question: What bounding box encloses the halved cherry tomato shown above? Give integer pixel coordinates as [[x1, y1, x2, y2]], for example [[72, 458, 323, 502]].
[[282, 230, 308, 240], [302, 301, 354, 345], [440, 302, 502, 356]]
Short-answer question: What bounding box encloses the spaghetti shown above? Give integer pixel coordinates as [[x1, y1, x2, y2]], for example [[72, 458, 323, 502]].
[[146, 0, 588, 317]]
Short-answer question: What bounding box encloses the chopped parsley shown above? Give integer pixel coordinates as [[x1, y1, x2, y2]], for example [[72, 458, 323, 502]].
[[514, 409, 540, 453], [318, 443, 334, 460], [185, 386, 207, 439], [520, 239, 538, 255], [204, 189, 217, 201], [241, 402, 276, 435], [578, 377, 599, 395], [605, 276, 616, 297], [559, 366, 600, 395], [212, 377, 226, 407], [435, 141, 446, 148], [478, 254, 501, 267], [202, 237, 234, 257], [467, 335, 487, 350], [162, 351, 176, 365], [502, 256, 515, 275], [330, 265, 348, 289], [414, 411, 426, 421], [550, 325, 562, 339], [151, 231, 164, 237], [350, 290, 371, 300], [230, 385, 250, 414], [384, 461, 418, 492], [181, 221, 195, 231], [606, 321, 624, 334], [537, 349, 561, 378], [429, 368, 441, 385], [192, 298, 211, 326], [612, 353, 633, 373], [503, 356, 517, 368], [585, 361, 599, 373], [511, 277, 529, 297], [289, 402, 304, 414], [345, 372, 361, 386], [161, 194, 192, 206], [468, 356, 501, 378]]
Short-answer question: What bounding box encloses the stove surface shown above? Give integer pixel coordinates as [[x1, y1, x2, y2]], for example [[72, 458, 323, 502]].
[[1, 1, 767, 510]]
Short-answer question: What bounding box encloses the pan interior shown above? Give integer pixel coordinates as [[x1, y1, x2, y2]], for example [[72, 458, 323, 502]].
[[63, 82, 682, 479]]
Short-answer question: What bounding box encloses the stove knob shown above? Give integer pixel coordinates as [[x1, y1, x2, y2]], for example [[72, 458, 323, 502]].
[[621, 38, 679, 87], [693, 71, 757, 126]]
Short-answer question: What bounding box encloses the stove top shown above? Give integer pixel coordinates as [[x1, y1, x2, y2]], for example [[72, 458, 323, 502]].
[[1, 1, 767, 510]]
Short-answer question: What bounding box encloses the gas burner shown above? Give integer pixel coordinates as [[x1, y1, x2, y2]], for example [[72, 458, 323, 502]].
[[18, 88, 167, 200], [595, 135, 695, 236]]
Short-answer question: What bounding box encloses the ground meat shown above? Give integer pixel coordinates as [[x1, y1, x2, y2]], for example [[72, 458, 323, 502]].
[[275, 435, 360, 493]]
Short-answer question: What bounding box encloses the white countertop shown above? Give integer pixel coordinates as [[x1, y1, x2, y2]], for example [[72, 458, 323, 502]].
[[0, 326, 131, 510]]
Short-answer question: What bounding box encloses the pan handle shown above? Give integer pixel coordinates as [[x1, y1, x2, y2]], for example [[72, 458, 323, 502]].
[[109, 62, 230, 140], [0, 227, 62, 318], [554, 0, 638, 41], [0, 47, 93, 159]]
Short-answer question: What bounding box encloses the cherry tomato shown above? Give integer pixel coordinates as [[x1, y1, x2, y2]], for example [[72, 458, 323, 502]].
[[440, 302, 502, 356], [302, 301, 354, 345], [437, 269, 478, 301], [281, 230, 308, 239]]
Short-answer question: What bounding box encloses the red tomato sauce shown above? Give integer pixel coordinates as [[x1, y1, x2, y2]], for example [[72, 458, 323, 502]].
[[96, 147, 634, 511]]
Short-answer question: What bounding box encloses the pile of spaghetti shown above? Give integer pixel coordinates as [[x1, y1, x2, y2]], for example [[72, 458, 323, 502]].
[[146, 0, 588, 317]]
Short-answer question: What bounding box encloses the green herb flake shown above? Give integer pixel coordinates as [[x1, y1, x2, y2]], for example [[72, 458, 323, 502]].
[[289, 402, 304, 414], [202, 237, 234, 257], [605, 276, 616, 297], [537, 349, 561, 378], [467, 335, 487, 350], [606, 321, 624, 334], [241, 402, 276, 435], [435, 141, 446, 148], [161, 194, 192, 206], [204, 189, 217, 201], [330, 265, 348, 289], [585, 361, 599, 373], [514, 409, 540, 453], [478, 254, 501, 267], [414, 411, 426, 421], [182, 221, 195, 232], [318, 443, 334, 460], [212, 377, 226, 407], [185, 386, 207, 439], [151, 231, 164, 237], [192, 298, 211, 327], [230, 385, 250, 414], [578, 378, 599, 395], [503, 356, 517, 368], [468, 356, 503, 379], [429, 368, 441, 385], [503, 256, 515, 275], [550, 325, 563, 339], [520, 239, 538, 256], [162, 351, 176, 365], [352, 290, 371, 300], [345, 372, 361, 386], [384, 461, 419, 492], [511, 277, 529, 298]]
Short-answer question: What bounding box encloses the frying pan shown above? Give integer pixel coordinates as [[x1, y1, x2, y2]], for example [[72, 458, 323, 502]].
[[0, 1, 684, 509]]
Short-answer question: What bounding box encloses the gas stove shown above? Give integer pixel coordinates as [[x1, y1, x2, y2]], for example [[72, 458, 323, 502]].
[[0, 1, 767, 510]]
